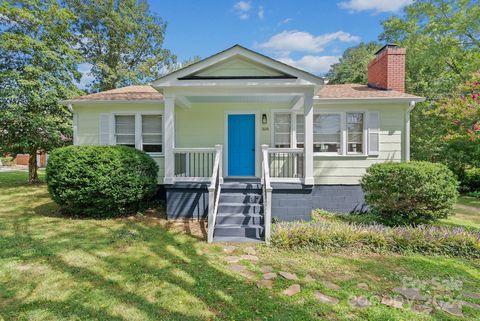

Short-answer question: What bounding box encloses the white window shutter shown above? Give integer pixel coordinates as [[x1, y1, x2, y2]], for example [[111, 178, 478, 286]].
[[367, 111, 380, 155], [99, 114, 111, 145]]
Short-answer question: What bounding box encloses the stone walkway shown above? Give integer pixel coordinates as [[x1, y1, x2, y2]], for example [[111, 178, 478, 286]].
[[221, 245, 480, 317]]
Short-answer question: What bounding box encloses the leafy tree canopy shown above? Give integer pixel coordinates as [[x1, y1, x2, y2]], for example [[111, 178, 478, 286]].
[[66, 0, 176, 92], [0, 0, 81, 183], [326, 42, 380, 84]]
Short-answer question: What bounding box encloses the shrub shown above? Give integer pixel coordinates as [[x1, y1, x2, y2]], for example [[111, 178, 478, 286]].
[[46, 145, 158, 218], [463, 167, 480, 192], [360, 161, 458, 225], [0, 156, 15, 166], [271, 221, 480, 258]]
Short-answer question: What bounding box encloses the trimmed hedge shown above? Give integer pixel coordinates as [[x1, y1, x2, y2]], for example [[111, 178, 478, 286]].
[[271, 221, 480, 258], [360, 161, 458, 225], [46, 145, 158, 218]]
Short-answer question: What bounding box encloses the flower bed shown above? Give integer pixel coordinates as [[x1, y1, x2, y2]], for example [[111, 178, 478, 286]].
[[271, 221, 480, 258]]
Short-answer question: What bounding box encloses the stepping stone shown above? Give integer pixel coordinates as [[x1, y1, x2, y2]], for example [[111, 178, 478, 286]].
[[304, 274, 315, 283], [437, 300, 463, 317], [263, 272, 277, 280], [381, 295, 404, 309], [240, 255, 259, 261], [244, 246, 256, 255], [256, 279, 273, 289], [224, 256, 241, 263], [314, 291, 339, 305], [239, 270, 257, 280], [283, 284, 301, 296], [279, 271, 299, 281], [392, 287, 426, 301], [228, 264, 246, 273], [348, 296, 371, 308], [412, 304, 433, 314], [322, 280, 340, 291], [260, 266, 273, 273], [223, 245, 237, 254], [460, 300, 480, 310], [357, 283, 369, 290], [463, 291, 480, 299]]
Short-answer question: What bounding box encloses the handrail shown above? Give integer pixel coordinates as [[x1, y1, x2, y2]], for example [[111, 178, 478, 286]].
[[261, 145, 272, 243], [267, 147, 303, 153], [207, 144, 223, 243], [173, 147, 216, 153], [267, 147, 304, 180]]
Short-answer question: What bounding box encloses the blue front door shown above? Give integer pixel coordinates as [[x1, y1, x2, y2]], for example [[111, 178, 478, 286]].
[[228, 114, 255, 176]]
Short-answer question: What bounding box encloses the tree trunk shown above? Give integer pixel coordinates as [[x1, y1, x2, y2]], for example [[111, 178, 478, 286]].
[[28, 151, 39, 184]]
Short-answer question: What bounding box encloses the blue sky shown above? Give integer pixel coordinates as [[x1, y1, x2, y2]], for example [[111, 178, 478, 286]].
[[78, 0, 412, 88]]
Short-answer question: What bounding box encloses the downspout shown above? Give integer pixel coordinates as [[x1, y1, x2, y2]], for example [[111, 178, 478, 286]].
[[405, 101, 416, 161]]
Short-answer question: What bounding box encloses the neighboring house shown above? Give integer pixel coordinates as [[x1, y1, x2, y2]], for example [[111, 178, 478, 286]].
[[62, 44, 424, 242]]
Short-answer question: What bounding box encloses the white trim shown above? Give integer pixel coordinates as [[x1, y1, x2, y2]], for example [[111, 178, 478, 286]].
[[72, 113, 78, 145], [405, 102, 416, 161], [61, 99, 163, 105], [224, 111, 260, 178]]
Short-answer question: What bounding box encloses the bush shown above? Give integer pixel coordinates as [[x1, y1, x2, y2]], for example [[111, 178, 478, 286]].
[[46, 145, 158, 218], [360, 161, 458, 225], [271, 221, 480, 258], [0, 156, 15, 166], [463, 167, 480, 192]]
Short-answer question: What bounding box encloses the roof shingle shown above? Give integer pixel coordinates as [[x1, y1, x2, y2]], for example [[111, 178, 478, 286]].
[[317, 84, 421, 99], [70, 85, 163, 102]]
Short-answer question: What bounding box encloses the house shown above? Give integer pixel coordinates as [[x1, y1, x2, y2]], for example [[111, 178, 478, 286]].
[[62, 44, 424, 243]]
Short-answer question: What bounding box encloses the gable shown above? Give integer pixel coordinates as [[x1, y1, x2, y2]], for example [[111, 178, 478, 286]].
[[183, 55, 294, 79]]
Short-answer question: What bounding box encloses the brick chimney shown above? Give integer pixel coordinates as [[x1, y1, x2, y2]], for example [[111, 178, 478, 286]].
[[368, 44, 406, 92]]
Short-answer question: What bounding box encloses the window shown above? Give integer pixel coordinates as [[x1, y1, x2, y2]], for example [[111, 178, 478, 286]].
[[347, 113, 364, 154], [115, 115, 135, 148], [113, 114, 163, 153], [313, 114, 341, 153], [296, 114, 304, 148], [142, 115, 163, 153], [274, 113, 291, 148]]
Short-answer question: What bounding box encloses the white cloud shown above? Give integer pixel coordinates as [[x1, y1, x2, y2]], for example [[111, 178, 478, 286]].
[[338, 0, 412, 13], [259, 30, 360, 54], [278, 55, 340, 74], [258, 6, 264, 19], [233, 1, 252, 20], [278, 17, 293, 26]]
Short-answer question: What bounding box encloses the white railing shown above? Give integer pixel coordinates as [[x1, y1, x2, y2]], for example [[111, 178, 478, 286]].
[[261, 145, 273, 243], [207, 145, 223, 243], [268, 148, 304, 182], [173, 147, 216, 182]]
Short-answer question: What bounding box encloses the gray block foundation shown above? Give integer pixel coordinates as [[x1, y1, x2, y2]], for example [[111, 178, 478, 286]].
[[165, 183, 367, 221]]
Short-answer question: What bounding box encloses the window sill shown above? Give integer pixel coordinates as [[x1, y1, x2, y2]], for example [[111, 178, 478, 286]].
[[146, 153, 164, 157]]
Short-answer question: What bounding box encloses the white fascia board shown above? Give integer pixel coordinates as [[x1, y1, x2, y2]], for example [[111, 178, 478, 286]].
[[164, 85, 313, 97], [314, 97, 425, 104], [60, 99, 164, 106]]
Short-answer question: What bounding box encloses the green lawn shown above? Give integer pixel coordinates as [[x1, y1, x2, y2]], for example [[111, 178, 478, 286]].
[[1, 171, 479, 321], [441, 196, 480, 229]]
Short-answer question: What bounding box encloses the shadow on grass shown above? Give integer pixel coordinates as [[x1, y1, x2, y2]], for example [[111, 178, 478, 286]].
[[1, 188, 316, 320]]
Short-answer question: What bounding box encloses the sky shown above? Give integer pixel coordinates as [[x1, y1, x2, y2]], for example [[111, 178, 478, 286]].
[[78, 0, 413, 88]]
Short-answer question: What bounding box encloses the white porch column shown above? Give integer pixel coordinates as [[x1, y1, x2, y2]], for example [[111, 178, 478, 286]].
[[303, 90, 314, 185], [164, 95, 175, 184], [405, 101, 415, 162]]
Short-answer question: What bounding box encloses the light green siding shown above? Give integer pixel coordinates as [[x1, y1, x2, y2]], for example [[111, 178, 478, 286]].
[[74, 103, 165, 183], [313, 103, 406, 184], [74, 101, 407, 185]]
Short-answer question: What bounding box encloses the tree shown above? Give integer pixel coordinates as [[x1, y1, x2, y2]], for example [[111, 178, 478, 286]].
[[66, 0, 176, 92], [0, 0, 81, 183], [167, 56, 202, 73], [326, 42, 379, 84], [380, 0, 480, 163]]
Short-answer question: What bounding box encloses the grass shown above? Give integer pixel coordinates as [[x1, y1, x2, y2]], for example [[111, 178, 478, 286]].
[[440, 196, 480, 229], [0, 171, 479, 320]]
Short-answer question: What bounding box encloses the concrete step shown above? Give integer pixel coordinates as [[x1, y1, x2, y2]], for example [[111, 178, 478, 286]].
[[221, 182, 262, 190], [214, 224, 265, 238], [219, 192, 263, 204], [212, 235, 264, 243], [218, 203, 263, 214], [216, 213, 264, 225]]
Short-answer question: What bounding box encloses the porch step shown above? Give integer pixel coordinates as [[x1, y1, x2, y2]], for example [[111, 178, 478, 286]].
[[214, 224, 265, 238], [216, 213, 264, 225], [212, 181, 265, 243]]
